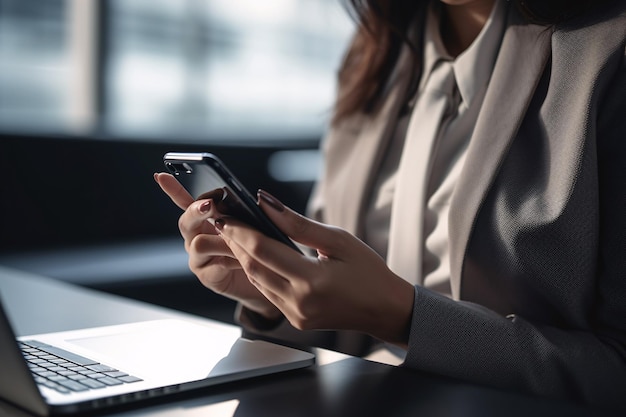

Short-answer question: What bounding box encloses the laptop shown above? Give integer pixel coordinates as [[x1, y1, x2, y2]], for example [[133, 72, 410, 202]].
[[0, 296, 315, 416]]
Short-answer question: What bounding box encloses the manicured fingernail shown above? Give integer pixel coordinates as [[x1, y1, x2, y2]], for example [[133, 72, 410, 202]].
[[199, 200, 211, 213], [214, 218, 225, 230], [257, 189, 284, 212]]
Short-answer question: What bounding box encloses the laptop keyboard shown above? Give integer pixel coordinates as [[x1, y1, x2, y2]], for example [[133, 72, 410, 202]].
[[20, 340, 143, 395]]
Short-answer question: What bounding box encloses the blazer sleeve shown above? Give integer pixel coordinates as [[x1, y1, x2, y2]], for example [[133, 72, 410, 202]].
[[403, 47, 626, 411]]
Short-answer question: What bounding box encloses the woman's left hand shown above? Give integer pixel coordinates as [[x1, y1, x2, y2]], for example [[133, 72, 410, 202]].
[[210, 190, 415, 347]]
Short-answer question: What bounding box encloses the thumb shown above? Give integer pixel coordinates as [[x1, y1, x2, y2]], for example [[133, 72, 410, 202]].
[[257, 189, 345, 257]]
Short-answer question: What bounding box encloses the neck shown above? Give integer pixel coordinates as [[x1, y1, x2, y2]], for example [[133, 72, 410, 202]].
[[440, 0, 496, 57]]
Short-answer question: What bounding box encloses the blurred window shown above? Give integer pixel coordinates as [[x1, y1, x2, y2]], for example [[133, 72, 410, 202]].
[[0, 0, 353, 141], [0, 0, 70, 131]]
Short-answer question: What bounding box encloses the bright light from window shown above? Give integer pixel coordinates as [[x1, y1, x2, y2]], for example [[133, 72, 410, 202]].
[[0, 0, 354, 141], [105, 0, 354, 141]]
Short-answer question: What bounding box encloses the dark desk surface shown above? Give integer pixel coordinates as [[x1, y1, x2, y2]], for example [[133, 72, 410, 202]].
[[0, 266, 619, 417]]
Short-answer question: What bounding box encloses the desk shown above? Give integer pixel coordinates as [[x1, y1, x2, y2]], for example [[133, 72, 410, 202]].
[[0, 266, 618, 417]]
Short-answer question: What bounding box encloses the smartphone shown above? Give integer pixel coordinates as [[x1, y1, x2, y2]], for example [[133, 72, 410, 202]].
[[163, 152, 302, 253]]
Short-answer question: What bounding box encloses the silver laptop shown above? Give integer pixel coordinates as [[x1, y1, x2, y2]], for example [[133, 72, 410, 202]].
[[0, 296, 315, 416]]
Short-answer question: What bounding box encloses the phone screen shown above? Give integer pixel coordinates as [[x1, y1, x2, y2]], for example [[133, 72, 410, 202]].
[[163, 152, 302, 253]]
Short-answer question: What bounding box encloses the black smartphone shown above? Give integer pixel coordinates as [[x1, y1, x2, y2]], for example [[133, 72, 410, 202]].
[[163, 152, 302, 253]]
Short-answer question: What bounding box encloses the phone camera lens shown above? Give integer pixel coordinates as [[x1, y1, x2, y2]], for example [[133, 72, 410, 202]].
[[165, 162, 178, 175]]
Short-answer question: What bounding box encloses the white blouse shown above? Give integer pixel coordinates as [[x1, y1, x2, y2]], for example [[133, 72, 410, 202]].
[[363, 0, 507, 296]]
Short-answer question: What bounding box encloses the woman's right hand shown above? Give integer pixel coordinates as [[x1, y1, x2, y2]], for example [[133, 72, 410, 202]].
[[154, 173, 282, 320]]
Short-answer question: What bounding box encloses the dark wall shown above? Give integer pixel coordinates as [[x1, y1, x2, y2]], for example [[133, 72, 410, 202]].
[[0, 132, 318, 255]]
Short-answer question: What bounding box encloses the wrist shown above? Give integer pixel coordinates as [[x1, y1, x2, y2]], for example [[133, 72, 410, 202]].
[[370, 274, 415, 346]]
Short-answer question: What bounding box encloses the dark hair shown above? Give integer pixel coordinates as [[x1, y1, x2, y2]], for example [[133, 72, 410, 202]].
[[333, 0, 599, 124]]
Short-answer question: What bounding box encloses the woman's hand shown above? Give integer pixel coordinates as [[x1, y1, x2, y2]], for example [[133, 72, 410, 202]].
[[153, 173, 281, 320], [211, 189, 415, 347]]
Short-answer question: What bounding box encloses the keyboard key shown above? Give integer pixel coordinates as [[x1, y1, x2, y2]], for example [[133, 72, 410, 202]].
[[77, 369, 97, 375], [80, 379, 106, 389], [105, 371, 128, 378], [43, 381, 70, 394], [119, 375, 143, 383], [40, 363, 58, 368], [42, 381, 58, 389], [87, 364, 117, 372], [98, 377, 123, 386], [58, 370, 78, 376], [52, 386, 71, 394], [57, 380, 89, 392], [60, 362, 80, 368], [34, 371, 57, 378]]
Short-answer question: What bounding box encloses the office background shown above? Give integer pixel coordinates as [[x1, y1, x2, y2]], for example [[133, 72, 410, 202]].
[[0, 0, 353, 323]]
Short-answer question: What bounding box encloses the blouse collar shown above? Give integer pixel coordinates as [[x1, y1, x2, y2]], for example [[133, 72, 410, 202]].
[[421, 0, 507, 107]]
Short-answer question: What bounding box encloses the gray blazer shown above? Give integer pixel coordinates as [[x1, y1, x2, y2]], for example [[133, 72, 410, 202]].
[[241, 2, 626, 409]]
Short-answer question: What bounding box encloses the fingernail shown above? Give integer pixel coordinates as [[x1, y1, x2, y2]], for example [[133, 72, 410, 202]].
[[214, 218, 225, 231], [199, 200, 211, 213], [153, 173, 159, 183], [257, 189, 284, 212]]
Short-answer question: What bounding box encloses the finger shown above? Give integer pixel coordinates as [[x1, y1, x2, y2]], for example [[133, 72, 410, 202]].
[[178, 199, 214, 246], [219, 221, 293, 297], [214, 216, 317, 284], [188, 233, 237, 268], [257, 189, 348, 257], [249, 278, 288, 317], [190, 232, 234, 257], [154, 172, 194, 210], [178, 198, 233, 245]]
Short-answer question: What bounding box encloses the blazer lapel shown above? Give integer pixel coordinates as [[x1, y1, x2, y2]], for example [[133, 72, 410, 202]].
[[330, 45, 417, 236], [448, 12, 552, 299]]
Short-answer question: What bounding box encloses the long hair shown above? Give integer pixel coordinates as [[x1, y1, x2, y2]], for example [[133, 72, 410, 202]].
[[333, 0, 600, 124]]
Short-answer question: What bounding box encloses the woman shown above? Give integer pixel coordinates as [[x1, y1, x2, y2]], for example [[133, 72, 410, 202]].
[[156, 0, 626, 409]]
